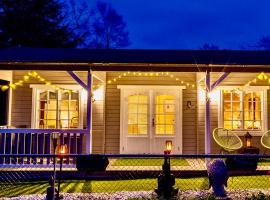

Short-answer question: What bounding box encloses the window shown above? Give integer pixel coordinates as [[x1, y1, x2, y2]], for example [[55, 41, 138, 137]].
[[155, 94, 175, 135], [31, 85, 83, 129], [222, 90, 263, 130], [128, 94, 148, 135]]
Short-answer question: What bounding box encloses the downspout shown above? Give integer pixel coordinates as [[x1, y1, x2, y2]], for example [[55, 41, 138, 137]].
[[205, 71, 211, 154]]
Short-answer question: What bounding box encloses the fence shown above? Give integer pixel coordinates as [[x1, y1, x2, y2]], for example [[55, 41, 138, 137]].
[[0, 154, 270, 199]]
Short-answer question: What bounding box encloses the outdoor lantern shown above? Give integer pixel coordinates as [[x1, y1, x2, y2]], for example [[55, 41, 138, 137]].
[[57, 144, 68, 155], [165, 140, 172, 154], [244, 132, 252, 148]]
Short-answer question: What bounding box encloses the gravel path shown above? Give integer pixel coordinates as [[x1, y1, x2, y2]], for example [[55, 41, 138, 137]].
[[1, 189, 270, 200]]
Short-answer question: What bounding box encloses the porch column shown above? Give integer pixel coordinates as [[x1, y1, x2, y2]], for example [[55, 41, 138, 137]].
[[205, 71, 211, 154], [86, 70, 93, 154]]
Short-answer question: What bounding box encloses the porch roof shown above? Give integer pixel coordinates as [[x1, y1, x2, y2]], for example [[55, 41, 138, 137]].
[[0, 48, 270, 72]]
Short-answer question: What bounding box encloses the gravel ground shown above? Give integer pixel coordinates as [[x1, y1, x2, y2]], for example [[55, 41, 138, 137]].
[[2, 189, 270, 200]]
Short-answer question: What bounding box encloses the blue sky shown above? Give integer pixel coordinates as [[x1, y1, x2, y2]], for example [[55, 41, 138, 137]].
[[83, 0, 270, 49]]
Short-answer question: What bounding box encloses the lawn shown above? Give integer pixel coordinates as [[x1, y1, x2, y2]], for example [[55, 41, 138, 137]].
[[111, 158, 189, 166], [0, 176, 270, 198], [258, 158, 270, 166]]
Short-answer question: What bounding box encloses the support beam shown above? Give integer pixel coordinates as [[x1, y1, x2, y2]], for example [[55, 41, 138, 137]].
[[205, 71, 211, 154], [86, 70, 93, 154], [67, 71, 88, 90], [211, 72, 230, 91]]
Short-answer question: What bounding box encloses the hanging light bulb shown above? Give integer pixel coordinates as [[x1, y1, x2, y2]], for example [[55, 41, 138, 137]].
[[1, 85, 9, 91]]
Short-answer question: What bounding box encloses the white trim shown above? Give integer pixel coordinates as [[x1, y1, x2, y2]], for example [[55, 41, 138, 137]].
[[218, 86, 269, 135], [118, 85, 184, 154], [30, 84, 84, 129]]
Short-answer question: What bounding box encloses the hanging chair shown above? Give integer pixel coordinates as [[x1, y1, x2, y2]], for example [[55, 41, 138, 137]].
[[261, 130, 270, 151], [213, 128, 243, 153]]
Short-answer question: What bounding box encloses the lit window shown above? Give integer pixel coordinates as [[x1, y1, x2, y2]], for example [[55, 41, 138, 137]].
[[155, 95, 175, 135], [223, 90, 262, 130], [128, 94, 148, 135], [38, 90, 79, 129]]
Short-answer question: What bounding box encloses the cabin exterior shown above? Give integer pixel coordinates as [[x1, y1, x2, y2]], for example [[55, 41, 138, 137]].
[[1, 48, 270, 162]]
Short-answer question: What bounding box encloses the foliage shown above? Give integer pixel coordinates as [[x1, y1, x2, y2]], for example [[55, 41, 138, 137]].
[[0, 0, 78, 47], [200, 43, 220, 50], [87, 0, 130, 49], [245, 191, 270, 200], [256, 36, 270, 50]]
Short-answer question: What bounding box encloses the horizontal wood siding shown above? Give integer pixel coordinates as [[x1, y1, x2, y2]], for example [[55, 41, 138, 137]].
[[105, 72, 197, 154], [10, 70, 105, 153]]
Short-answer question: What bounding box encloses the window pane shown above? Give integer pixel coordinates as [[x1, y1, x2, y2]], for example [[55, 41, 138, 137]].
[[166, 115, 175, 125], [61, 92, 69, 100], [40, 91, 47, 100], [165, 125, 174, 135], [70, 116, 78, 128], [46, 111, 56, 119], [128, 104, 137, 113], [138, 104, 147, 113], [47, 100, 56, 110], [255, 111, 261, 120], [70, 101, 78, 110], [224, 102, 231, 111], [71, 92, 79, 100], [254, 101, 261, 111], [156, 115, 165, 124], [49, 91, 57, 99], [224, 121, 232, 129], [164, 104, 175, 114], [233, 121, 241, 129], [224, 112, 232, 120], [138, 114, 147, 125], [60, 111, 69, 120], [244, 121, 253, 129], [128, 114, 137, 124], [47, 120, 56, 128], [232, 112, 241, 120], [128, 95, 138, 103], [244, 112, 253, 120], [138, 125, 147, 134], [60, 100, 69, 110], [128, 124, 138, 134], [232, 102, 240, 111], [138, 95, 147, 103], [254, 92, 261, 99], [254, 121, 261, 129], [244, 92, 252, 102], [156, 105, 164, 114], [232, 92, 240, 101], [156, 125, 165, 134], [60, 120, 69, 128], [223, 92, 231, 101]]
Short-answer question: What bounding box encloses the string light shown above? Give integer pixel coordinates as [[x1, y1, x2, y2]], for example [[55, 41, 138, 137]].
[[106, 71, 196, 89]]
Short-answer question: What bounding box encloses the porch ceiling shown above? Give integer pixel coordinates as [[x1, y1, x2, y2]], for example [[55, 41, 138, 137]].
[[0, 48, 270, 72]]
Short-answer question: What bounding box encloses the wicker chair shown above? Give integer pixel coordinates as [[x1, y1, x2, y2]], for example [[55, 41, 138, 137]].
[[213, 128, 243, 153], [261, 130, 270, 153]]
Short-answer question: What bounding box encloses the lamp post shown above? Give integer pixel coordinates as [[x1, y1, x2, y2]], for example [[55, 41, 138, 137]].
[[56, 144, 67, 200], [155, 140, 178, 199]]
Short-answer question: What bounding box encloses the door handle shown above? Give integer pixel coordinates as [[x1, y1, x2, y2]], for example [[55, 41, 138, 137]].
[[152, 118, 155, 127]]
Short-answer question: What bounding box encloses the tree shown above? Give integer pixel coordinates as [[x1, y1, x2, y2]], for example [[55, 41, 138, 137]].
[[87, 1, 130, 49], [0, 0, 78, 48], [199, 43, 220, 50], [256, 36, 270, 50]]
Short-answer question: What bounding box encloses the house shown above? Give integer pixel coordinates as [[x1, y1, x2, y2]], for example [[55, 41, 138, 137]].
[[0, 48, 270, 161]]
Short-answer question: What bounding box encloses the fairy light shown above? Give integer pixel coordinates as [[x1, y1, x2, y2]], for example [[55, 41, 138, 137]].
[[106, 71, 196, 89]]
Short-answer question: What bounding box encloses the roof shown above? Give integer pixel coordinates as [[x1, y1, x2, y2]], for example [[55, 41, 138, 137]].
[[0, 48, 270, 72]]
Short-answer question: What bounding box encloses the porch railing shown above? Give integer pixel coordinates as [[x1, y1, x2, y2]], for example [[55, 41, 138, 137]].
[[0, 129, 88, 165]]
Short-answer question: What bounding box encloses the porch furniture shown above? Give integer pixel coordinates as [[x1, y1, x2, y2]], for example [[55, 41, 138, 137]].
[[212, 128, 243, 153], [261, 130, 270, 153]]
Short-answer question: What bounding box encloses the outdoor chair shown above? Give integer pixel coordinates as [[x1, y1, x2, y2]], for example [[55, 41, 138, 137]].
[[213, 128, 243, 153], [261, 130, 270, 153]]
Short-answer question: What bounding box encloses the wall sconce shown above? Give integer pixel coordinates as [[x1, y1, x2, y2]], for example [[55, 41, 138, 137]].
[[244, 132, 252, 148], [165, 140, 172, 155]]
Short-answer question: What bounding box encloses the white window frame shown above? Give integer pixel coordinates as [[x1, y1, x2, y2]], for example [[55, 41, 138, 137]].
[[218, 86, 269, 136], [30, 84, 85, 129]]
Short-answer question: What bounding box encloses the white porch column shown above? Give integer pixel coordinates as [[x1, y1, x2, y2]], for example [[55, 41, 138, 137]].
[[205, 71, 211, 154], [86, 70, 93, 154]]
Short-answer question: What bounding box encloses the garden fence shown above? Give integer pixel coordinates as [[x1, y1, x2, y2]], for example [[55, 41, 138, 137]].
[[0, 154, 270, 199]]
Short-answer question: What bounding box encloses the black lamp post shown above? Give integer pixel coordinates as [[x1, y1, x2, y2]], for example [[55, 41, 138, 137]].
[[155, 140, 178, 199], [56, 144, 67, 200], [244, 132, 252, 148]]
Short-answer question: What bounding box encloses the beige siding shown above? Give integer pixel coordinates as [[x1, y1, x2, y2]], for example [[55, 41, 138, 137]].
[[11, 70, 105, 153], [105, 72, 197, 154]]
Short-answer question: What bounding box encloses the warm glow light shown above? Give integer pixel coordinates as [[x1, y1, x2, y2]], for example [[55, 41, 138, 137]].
[[208, 90, 220, 101], [93, 87, 104, 101], [198, 88, 206, 102], [58, 144, 68, 155], [1, 85, 9, 91], [165, 140, 172, 154]]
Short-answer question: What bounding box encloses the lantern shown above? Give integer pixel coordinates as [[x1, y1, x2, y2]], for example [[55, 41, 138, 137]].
[[165, 140, 172, 154], [244, 132, 252, 148]]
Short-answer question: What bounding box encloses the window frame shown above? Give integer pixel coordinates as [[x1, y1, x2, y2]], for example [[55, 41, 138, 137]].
[[30, 84, 84, 129], [218, 86, 269, 136]]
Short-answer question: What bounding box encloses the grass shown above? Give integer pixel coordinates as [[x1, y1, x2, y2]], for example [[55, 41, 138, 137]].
[[1, 175, 270, 198], [112, 158, 189, 166], [258, 158, 270, 166]]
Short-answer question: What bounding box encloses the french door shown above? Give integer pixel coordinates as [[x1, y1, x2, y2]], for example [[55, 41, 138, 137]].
[[118, 85, 184, 154]]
